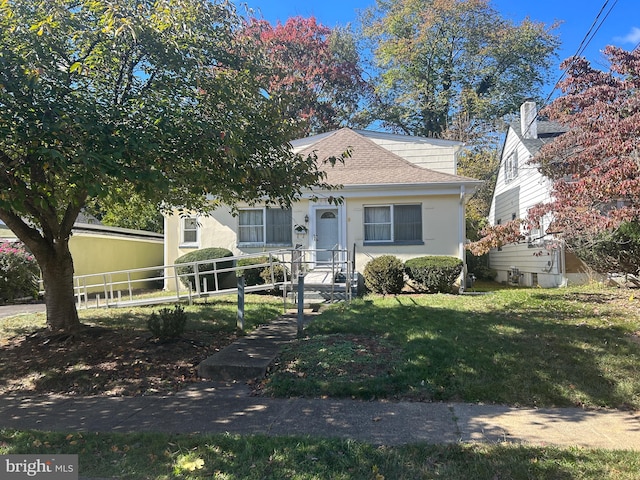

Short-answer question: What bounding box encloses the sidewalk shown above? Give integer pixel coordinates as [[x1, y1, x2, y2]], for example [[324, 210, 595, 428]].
[[1, 306, 639, 450], [1, 383, 639, 449]]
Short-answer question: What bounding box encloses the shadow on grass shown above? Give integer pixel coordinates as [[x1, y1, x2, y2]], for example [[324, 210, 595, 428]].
[[272, 292, 640, 409], [2, 430, 639, 479]]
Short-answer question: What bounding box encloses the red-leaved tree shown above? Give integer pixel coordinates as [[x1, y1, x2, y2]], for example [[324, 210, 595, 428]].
[[239, 16, 370, 135], [469, 46, 640, 261], [532, 46, 640, 235]]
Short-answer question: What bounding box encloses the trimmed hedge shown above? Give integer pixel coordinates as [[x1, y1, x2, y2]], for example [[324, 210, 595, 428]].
[[175, 247, 235, 292], [363, 255, 405, 295], [405, 256, 463, 293]]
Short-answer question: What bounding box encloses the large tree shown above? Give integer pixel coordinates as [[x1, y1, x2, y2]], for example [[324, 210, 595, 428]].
[[360, 0, 559, 137], [238, 16, 370, 136], [0, 0, 336, 333], [469, 46, 640, 275]]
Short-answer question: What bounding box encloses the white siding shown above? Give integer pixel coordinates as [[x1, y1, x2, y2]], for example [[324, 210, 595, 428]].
[[488, 127, 566, 287], [364, 138, 457, 174]]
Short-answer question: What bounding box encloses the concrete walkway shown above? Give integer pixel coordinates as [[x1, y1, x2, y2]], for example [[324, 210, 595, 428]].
[[0, 305, 639, 451], [1, 383, 639, 450]]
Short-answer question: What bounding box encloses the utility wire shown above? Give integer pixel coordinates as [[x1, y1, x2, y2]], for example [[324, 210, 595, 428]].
[[471, 0, 620, 206]]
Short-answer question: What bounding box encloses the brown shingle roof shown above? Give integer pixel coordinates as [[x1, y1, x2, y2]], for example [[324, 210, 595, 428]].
[[297, 128, 477, 186]]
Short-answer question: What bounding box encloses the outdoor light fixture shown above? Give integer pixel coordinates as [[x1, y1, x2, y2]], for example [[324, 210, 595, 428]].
[[304, 214, 309, 223]]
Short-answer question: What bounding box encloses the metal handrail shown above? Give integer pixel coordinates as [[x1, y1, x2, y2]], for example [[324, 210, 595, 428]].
[[41, 247, 354, 310]]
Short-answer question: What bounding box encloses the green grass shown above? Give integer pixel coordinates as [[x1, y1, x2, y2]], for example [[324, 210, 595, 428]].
[[265, 286, 640, 408], [0, 294, 284, 339], [1, 429, 639, 479]]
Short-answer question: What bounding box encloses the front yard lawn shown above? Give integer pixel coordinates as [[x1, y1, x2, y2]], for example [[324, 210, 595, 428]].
[[262, 286, 640, 409]]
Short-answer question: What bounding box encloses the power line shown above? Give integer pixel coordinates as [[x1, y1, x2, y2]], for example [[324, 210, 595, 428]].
[[468, 0, 620, 207], [541, 0, 618, 110]]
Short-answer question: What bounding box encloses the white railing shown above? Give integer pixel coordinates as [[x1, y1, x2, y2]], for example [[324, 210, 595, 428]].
[[59, 247, 354, 310]]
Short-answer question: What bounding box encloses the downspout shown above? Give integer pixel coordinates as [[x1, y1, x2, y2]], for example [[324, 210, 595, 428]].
[[459, 185, 467, 292], [560, 239, 568, 287]]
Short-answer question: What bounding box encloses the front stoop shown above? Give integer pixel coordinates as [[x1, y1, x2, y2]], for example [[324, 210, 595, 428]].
[[196, 315, 302, 381]]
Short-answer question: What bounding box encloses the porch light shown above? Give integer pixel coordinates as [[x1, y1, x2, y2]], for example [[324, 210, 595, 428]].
[[304, 214, 309, 223]]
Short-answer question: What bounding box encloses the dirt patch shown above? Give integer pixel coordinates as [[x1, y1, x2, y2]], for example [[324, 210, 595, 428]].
[[0, 327, 236, 396]]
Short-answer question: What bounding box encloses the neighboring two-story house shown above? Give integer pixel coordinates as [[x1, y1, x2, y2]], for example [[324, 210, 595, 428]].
[[488, 101, 588, 287]]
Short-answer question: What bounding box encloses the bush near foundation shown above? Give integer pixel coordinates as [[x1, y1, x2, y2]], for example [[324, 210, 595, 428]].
[[363, 255, 405, 295], [0, 241, 39, 303], [236, 256, 269, 286], [175, 247, 235, 292], [405, 256, 463, 293]]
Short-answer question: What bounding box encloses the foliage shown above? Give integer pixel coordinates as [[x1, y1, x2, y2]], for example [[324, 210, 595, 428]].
[[259, 262, 289, 293], [147, 305, 187, 341], [467, 219, 524, 256], [566, 221, 640, 276], [529, 47, 640, 264], [175, 248, 235, 292], [236, 256, 269, 286], [238, 17, 370, 135], [466, 251, 498, 281], [85, 186, 163, 233], [359, 0, 559, 137], [0, 0, 339, 332], [404, 256, 463, 293], [457, 140, 501, 241], [363, 255, 405, 295], [0, 241, 39, 303]]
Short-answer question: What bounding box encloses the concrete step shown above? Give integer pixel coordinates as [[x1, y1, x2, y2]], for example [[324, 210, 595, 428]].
[[197, 313, 313, 381]]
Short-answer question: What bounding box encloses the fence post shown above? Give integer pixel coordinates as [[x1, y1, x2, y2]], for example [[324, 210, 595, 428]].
[[297, 273, 304, 336], [237, 275, 245, 331]]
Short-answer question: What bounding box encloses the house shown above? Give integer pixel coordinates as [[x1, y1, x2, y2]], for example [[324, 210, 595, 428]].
[[488, 101, 588, 287], [164, 127, 481, 288]]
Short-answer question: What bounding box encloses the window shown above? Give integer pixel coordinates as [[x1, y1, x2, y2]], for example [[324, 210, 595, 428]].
[[238, 207, 292, 245], [364, 204, 422, 244], [181, 217, 198, 245], [505, 150, 519, 183]]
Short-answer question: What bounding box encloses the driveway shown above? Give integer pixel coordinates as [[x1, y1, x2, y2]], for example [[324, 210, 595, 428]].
[[0, 303, 46, 319]]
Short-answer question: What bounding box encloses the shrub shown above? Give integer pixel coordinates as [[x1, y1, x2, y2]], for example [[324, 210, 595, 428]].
[[466, 251, 496, 281], [0, 241, 39, 303], [147, 305, 187, 341], [236, 256, 269, 286], [363, 255, 405, 295], [259, 263, 289, 293], [175, 247, 235, 292], [405, 256, 463, 293]]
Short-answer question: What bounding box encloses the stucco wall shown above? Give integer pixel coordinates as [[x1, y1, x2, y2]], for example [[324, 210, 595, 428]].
[[165, 192, 464, 278], [70, 229, 164, 292]]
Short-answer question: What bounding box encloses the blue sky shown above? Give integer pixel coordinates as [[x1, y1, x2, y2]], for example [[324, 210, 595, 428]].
[[241, 0, 639, 93]]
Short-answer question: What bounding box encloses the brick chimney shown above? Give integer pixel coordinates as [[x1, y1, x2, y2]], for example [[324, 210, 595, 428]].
[[520, 101, 538, 139]]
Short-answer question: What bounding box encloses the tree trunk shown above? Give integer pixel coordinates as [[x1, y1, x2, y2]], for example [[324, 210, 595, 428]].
[[38, 240, 81, 333]]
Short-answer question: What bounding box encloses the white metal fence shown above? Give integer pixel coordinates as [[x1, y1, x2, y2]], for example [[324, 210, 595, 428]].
[[58, 247, 354, 310]]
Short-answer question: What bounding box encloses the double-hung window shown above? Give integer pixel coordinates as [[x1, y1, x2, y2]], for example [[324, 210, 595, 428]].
[[505, 150, 519, 183], [238, 207, 292, 246], [181, 217, 198, 246], [364, 204, 422, 244]]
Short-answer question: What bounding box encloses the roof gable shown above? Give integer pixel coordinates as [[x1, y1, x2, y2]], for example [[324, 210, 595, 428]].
[[296, 128, 478, 187]]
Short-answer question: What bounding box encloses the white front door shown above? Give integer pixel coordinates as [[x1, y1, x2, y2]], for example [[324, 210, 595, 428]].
[[315, 208, 339, 263]]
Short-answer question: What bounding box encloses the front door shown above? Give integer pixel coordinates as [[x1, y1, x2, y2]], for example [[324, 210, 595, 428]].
[[315, 208, 339, 263]]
